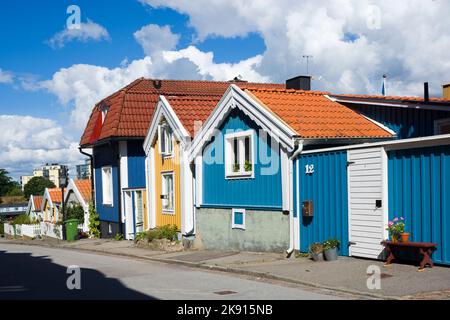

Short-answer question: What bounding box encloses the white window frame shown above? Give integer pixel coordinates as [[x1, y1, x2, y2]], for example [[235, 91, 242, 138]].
[[161, 171, 175, 214], [232, 208, 246, 230], [101, 106, 109, 124], [434, 118, 450, 135], [158, 123, 174, 157], [224, 130, 255, 179], [101, 166, 113, 206]]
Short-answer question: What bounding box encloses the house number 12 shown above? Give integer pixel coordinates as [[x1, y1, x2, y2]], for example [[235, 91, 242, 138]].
[[305, 164, 315, 174]]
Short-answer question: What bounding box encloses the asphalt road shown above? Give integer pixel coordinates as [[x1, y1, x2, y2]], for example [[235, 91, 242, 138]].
[[0, 243, 344, 300]]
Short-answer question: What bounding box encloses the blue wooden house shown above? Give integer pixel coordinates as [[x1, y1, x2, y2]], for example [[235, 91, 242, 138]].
[[188, 80, 394, 252]]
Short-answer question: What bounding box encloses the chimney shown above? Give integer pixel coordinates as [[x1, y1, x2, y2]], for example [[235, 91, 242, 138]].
[[443, 83, 450, 99], [286, 76, 311, 91], [424, 82, 429, 102]]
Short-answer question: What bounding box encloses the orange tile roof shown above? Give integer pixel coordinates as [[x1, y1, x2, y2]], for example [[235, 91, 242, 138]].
[[33, 196, 43, 211], [47, 188, 62, 204], [74, 179, 92, 203], [165, 96, 223, 137], [333, 93, 450, 104], [80, 78, 284, 146], [246, 88, 393, 139]]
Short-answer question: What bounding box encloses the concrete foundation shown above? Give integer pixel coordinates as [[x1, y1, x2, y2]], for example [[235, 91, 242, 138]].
[[195, 208, 289, 252]]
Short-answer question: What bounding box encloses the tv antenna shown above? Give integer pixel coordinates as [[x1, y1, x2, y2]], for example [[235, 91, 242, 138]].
[[302, 55, 313, 75]]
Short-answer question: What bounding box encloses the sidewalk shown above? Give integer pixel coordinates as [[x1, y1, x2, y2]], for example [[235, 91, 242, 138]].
[[2, 237, 450, 300]]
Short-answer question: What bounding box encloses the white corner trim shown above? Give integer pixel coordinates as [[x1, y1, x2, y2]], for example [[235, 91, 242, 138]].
[[195, 154, 203, 207], [281, 150, 290, 212], [188, 85, 296, 162]]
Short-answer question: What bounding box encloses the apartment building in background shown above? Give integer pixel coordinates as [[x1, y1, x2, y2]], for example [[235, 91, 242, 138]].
[[21, 163, 68, 190]]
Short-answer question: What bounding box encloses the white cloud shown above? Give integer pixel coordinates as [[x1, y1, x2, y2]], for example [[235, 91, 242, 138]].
[[141, 0, 450, 96], [0, 115, 83, 180], [0, 68, 13, 83], [47, 19, 110, 49], [134, 24, 180, 56]]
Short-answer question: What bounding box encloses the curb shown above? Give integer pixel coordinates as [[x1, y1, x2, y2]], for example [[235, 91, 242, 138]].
[[2, 239, 398, 300]]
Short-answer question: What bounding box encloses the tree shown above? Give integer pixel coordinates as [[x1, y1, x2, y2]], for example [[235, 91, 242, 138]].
[[24, 176, 56, 200], [0, 169, 17, 196], [6, 186, 24, 197]]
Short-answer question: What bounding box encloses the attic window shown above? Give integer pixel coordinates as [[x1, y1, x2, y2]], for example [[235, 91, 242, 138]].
[[101, 106, 109, 124], [158, 123, 173, 156], [225, 130, 255, 179]]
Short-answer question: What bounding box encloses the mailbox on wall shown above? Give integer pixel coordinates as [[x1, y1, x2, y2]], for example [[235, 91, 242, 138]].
[[302, 200, 313, 217]]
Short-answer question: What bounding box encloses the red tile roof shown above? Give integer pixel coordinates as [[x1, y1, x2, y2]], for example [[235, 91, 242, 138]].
[[47, 188, 62, 204], [80, 78, 284, 146], [165, 96, 223, 137], [74, 179, 92, 203], [246, 88, 393, 139], [33, 196, 43, 211]]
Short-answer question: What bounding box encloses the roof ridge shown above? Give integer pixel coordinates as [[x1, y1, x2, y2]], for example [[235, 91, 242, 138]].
[[245, 87, 328, 95]]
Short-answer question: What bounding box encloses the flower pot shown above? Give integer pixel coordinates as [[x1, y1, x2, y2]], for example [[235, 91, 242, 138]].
[[390, 234, 400, 243], [311, 252, 324, 262], [324, 247, 338, 261], [400, 233, 410, 242]]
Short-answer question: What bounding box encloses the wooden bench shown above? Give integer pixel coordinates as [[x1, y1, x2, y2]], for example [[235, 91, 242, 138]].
[[381, 241, 438, 271]]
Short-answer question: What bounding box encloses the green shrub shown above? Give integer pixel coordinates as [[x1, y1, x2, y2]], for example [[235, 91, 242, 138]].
[[114, 233, 124, 241], [134, 232, 147, 242], [11, 214, 32, 225], [309, 242, 324, 254], [88, 203, 100, 238], [145, 224, 178, 242], [65, 202, 84, 223]]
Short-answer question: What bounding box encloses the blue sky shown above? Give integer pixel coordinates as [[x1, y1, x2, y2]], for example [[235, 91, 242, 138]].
[[1, 0, 450, 180]]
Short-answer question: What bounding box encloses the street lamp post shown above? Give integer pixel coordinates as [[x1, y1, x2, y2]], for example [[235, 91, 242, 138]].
[[59, 166, 69, 240]]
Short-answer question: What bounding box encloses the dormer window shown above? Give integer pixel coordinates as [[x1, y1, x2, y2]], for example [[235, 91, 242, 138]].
[[101, 106, 109, 124], [158, 122, 173, 156]]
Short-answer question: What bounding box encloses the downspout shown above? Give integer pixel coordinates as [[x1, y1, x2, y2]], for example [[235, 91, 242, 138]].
[[78, 147, 95, 207], [286, 140, 304, 257]]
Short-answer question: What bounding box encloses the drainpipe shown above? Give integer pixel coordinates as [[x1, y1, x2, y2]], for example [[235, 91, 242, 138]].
[[78, 147, 95, 207], [286, 140, 304, 257]]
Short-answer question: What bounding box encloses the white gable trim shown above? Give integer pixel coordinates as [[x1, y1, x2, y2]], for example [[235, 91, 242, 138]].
[[143, 96, 191, 155], [26, 196, 34, 215], [64, 179, 88, 211], [41, 188, 53, 212], [188, 85, 296, 162]]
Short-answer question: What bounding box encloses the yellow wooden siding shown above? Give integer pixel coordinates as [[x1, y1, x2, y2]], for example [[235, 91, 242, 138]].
[[153, 137, 182, 230]]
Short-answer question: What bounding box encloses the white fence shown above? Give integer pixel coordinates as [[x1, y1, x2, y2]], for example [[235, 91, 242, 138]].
[[3, 223, 41, 238], [40, 222, 63, 240]]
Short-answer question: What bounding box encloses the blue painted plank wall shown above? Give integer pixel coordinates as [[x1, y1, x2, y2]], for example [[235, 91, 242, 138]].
[[202, 108, 282, 210], [297, 151, 349, 255], [350, 105, 450, 139], [127, 140, 146, 188], [93, 143, 120, 222], [388, 145, 450, 265]]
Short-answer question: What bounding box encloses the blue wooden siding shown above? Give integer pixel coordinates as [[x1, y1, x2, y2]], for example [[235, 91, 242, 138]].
[[202, 108, 282, 209], [350, 104, 450, 139], [93, 144, 120, 222], [388, 145, 450, 265], [297, 151, 349, 255], [127, 140, 146, 188]]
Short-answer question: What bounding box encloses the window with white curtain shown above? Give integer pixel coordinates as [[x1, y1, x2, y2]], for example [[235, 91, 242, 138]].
[[161, 172, 174, 213], [101, 166, 113, 205], [224, 130, 255, 178]]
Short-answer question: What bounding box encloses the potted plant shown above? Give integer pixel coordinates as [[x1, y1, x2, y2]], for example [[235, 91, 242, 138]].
[[386, 217, 407, 242], [309, 242, 324, 261], [323, 238, 340, 261]]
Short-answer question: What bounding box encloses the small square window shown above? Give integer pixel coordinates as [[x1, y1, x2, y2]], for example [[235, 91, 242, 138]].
[[225, 130, 254, 178], [232, 209, 246, 230]]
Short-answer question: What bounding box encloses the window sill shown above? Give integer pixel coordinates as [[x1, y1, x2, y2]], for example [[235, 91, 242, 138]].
[[226, 172, 254, 180]]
